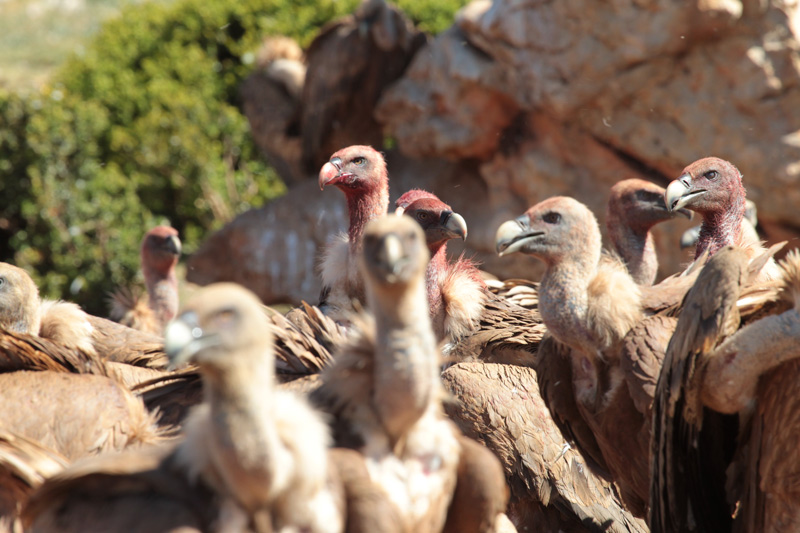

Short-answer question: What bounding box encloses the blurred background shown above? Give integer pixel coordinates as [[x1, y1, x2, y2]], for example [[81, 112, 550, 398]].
[[1, 0, 798, 315]]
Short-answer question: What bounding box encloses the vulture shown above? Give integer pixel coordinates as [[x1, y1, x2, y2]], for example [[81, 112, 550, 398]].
[[314, 215, 511, 533], [395, 189, 485, 344], [0, 261, 168, 370], [25, 283, 395, 533], [110, 225, 182, 335], [0, 262, 95, 356], [494, 195, 701, 517], [318, 145, 390, 323], [665, 156, 780, 280], [680, 198, 758, 250], [651, 246, 800, 533], [606, 179, 691, 285]]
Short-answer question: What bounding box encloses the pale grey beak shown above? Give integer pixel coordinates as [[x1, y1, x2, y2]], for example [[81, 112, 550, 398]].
[[495, 218, 543, 257], [665, 174, 706, 212], [164, 312, 217, 368], [444, 212, 468, 241]]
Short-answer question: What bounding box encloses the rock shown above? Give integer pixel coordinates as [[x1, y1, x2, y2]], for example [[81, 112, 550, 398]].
[[199, 0, 800, 304]]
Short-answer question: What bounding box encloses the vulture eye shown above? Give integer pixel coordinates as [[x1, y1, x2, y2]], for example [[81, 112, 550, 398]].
[[704, 170, 719, 180], [0, 277, 5, 288], [543, 212, 561, 224], [352, 156, 367, 166], [417, 212, 429, 221]]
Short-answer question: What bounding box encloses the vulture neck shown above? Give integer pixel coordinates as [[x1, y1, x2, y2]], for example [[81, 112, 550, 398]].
[[538, 250, 600, 358], [345, 186, 389, 255], [425, 243, 448, 341], [143, 264, 179, 327], [201, 344, 286, 509], [367, 273, 438, 446], [696, 192, 745, 259], [608, 221, 657, 286]]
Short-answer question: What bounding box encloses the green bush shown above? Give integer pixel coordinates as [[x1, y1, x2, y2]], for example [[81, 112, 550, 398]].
[[0, 0, 464, 315]]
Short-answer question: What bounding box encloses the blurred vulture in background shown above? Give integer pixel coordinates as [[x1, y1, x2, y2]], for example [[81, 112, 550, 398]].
[[110, 226, 182, 336]]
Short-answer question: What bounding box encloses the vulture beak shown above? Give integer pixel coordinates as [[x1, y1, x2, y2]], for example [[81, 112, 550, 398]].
[[373, 232, 409, 283], [648, 195, 693, 220], [495, 217, 544, 257], [319, 157, 348, 190], [442, 211, 468, 241], [164, 235, 182, 256], [164, 312, 219, 369], [665, 174, 706, 212]]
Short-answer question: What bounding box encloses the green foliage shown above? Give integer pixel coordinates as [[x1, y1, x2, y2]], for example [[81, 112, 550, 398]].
[[0, 0, 463, 315], [395, 0, 469, 35]]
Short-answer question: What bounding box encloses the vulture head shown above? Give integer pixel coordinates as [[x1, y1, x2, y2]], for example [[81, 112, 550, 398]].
[[664, 157, 745, 217], [608, 179, 691, 232], [0, 262, 41, 335], [319, 145, 388, 197], [395, 188, 436, 214], [399, 194, 467, 253], [495, 196, 602, 267], [141, 226, 181, 281], [360, 214, 429, 291], [164, 283, 270, 372]]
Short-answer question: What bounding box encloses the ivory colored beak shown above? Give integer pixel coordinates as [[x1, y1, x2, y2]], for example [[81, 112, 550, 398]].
[[665, 174, 706, 212], [164, 318, 198, 369], [495, 219, 537, 257], [444, 212, 468, 241]]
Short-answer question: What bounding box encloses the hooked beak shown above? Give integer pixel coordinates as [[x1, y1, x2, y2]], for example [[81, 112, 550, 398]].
[[319, 157, 346, 190], [165, 234, 182, 256], [442, 211, 468, 241], [665, 173, 707, 212], [164, 313, 218, 369], [495, 217, 544, 257]]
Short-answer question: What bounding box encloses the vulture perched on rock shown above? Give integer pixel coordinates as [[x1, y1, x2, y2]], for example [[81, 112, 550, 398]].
[[606, 179, 691, 285], [665, 156, 780, 280], [651, 246, 800, 533], [494, 195, 701, 518], [314, 215, 511, 533], [318, 145, 390, 323], [25, 283, 395, 533], [110, 226, 182, 336]]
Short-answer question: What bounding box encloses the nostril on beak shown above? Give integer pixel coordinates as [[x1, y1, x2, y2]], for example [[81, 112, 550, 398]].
[[331, 157, 342, 170]]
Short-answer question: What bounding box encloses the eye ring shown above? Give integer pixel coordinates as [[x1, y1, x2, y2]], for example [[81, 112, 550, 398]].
[[417, 212, 429, 221], [352, 156, 367, 165], [704, 170, 719, 180]]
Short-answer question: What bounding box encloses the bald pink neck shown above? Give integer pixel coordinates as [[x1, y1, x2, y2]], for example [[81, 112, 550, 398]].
[[345, 186, 389, 254], [143, 262, 179, 327], [424, 242, 448, 338], [696, 190, 745, 259]]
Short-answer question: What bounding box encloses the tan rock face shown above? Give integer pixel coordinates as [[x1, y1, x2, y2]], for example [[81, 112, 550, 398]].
[[193, 0, 800, 304]]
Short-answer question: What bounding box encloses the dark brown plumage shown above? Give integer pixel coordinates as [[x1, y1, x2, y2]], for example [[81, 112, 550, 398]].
[[442, 361, 648, 533], [300, 0, 426, 173], [651, 246, 800, 533], [110, 226, 181, 336]]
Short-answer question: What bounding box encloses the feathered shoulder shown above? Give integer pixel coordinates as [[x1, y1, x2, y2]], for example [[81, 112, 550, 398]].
[[586, 251, 643, 352], [441, 255, 487, 343], [319, 232, 350, 291], [38, 300, 96, 357]]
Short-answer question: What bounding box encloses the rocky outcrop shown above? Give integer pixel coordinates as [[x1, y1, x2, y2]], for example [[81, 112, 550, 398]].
[[192, 0, 800, 305]]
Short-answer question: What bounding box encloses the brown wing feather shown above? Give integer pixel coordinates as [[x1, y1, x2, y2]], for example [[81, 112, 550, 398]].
[[22, 444, 218, 533], [442, 362, 647, 533], [650, 246, 750, 533]]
